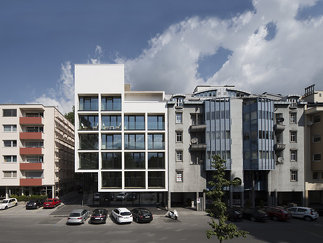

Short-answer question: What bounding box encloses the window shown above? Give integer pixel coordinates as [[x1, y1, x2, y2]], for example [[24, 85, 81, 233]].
[[176, 171, 183, 182], [313, 154, 321, 161], [313, 172, 319, 180], [79, 115, 98, 130], [79, 152, 98, 169], [148, 134, 164, 150], [101, 134, 122, 150], [26, 126, 43, 133], [176, 131, 182, 143], [124, 134, 145, 150], [102, 152, 121, 169], [313, 135, 321, 143], [79, 96, 98, 111], [125, 152, 145, 169], [176, 151, 183, 162], [3, 109, 17, 117], [3, 125, 17, 132], [290, 131, 297, 142], [290, 170, 298, 182], [24, 141, 43, 147], [101, 96, 121, 111], [125, 171, 145, 188], [101, 115, 121, 130], [148, 171, 165, 188], [25, 112, 43, 117], [148, 115, 164, 130], [24, 171, 43, 178], [3, 171, 17, 178], [102, 172, 122, 188], [4, 155, 17, 162], [313, 115, 321, 123], [26, 156, 43, 163], [79, 134, 98, 150], [3, 140, 17, 147], [290, 150, 297, 162], [290, 112, 297, 124], [124, 115, 145, 130], [176, 113, 182, 124], [148, 152, 165, 169]]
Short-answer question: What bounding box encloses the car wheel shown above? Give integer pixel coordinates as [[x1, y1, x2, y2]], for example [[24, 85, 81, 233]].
[[5, 206, 8, 209], [304, 216, 312, 222]]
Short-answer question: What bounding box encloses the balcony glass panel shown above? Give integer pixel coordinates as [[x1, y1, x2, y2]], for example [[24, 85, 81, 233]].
[[124, 115, 145, 130], [148, 152, 165, 169], [124, 134, 145, 150], [148, 134, 165, 150], [102, 134, 122, 150], [102, 172, 122, 188], [101, 96, 121, 111], [79, 115, 98, 130], [125, 172, 145, 188], [148, 115, 164, 130], [102, 152, 121, 169], [79, 96, 98, 111], [102, 115, 121, 130], [125, 152, 145, 169], [79, 152, 98, 169], [79, 134, 98, 150]]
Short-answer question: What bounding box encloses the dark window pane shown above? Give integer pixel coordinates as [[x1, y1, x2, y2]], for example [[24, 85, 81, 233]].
[[148, 171, 165, 188], [125, 172, 145, 188], [102, 172, 122, 188], [148, 152, 165, 169], [102, 152, 121, 169], [79, 134, 98, 150], [125, 152, 145, 169], [79, 153, 98, 169]]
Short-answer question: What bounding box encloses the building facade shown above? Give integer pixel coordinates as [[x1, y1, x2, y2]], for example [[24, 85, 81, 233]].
[[0, 104, 74, 198]]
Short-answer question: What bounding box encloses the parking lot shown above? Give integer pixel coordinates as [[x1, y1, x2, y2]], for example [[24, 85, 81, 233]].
[[1, 203, 323, 243]]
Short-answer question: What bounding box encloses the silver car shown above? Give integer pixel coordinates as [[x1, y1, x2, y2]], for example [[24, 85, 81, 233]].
[[66, 209, 89, 224], [287, 207, 319, 221]]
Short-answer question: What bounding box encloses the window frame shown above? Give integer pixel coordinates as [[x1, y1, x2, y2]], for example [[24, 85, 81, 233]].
[[176, 131, 183, 143], [290, 170, 298, 182], [175, 112, 182, 124], [176, 150, 183, 162], [290, 150, 298, 162]]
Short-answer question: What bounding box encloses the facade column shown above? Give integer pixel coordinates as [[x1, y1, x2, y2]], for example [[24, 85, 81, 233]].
[[5, 186, 9, 199], [241, 190, 244, 207], [304, 187, 309, 207], [52, 185, 55, 198], [203, 191, 206, 211], [167, 191, 171, 209], [252, 172, 255, 208], [229, 185, 233, 207]]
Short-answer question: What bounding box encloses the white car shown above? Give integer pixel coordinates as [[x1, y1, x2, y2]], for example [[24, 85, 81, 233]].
[[287, 207, 319, 221], [111, 208, 133, 224], [0, 198, 18, 210]]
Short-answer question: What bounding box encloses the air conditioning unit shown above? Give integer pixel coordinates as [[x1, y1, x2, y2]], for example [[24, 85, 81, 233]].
[[191, 138, 198, 144]]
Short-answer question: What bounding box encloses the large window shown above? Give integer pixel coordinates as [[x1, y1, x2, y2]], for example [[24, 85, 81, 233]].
[[79, 115, 98, 130], [79, 134, 98, 150], [79, 96, 98, 111], [101, 134, 122, 150], [148, 115, 164, 130], [24, 141, 43, 147], [4, 155, 17, 163], [124, 115, 145, 130], [3, 140, 17, 147], [101, 96, 121, 111], [79, 153, 98, 169], [102, 172, 122, 188], [148, 134, 164, 150], [25, 126, 43, 133], [148, 152, 165, 169], [24, 171, 43, 178], [3, 125, 17, 132], [102, 115, 121, 130], [148, 171, 165, 188], [125, 171, 145, 188], [3, 109, 17, 117], [124, 134, 145, 150], [125, 152, 145, 169], [102, 152, 121, 169], [25, 156, 43, 163]]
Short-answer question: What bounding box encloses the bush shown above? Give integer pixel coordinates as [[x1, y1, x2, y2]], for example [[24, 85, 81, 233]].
[[10, 194, 47, 202]]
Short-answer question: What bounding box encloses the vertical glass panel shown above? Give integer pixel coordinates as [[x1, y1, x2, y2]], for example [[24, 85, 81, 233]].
[[79, 115, 98, 130], [125, 172, 145, 188], [101, 96, 121, 111], [148, 171, 165, 188], [124, 134, 145, 150], [79, 96, 98, 111], [148, 152, 165, 169], [79, 153, 98, 169], [102, 134, 122, 150], [125, 152, 145, 169], [79, 134, 98, 150], [102, 172, 122, 188], [102, 152, 121, 169], [101, 115, 121, 130], [148, 134, 165, 150]]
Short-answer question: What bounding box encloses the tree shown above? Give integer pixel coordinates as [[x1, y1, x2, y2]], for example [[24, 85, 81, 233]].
[[206, 155, 248, 243], [64, 106, 75, 126]]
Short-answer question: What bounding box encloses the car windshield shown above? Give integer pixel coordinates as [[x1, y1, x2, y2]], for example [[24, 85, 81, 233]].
[[45, 200, 53, 202], [140, 210, 150, 214], [69, 213, 81, 217], [120, 212, 131, 216], [2, 200, 8, 203]]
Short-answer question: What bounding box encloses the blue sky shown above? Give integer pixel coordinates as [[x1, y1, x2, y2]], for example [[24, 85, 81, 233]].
[[1, 0, 323, 113]]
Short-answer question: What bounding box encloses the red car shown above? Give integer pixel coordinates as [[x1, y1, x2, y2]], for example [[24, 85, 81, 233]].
[[43, 198, 61, 208], [265, 206, 290, 221]]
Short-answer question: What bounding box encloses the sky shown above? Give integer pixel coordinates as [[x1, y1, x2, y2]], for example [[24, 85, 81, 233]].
[[1, 0, 323, 114]]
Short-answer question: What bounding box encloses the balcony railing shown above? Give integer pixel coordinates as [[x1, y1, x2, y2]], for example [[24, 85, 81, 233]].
[[20, 163, 43, 171], [190, 143, 207, 151], [20, 132, 42, 140], [189, 124, 206, 132], [274, 124, 285, 131], [274, 143, 286, 150], [20, 178, 42, 186], [20, 147, 43, 155], [20, 117, 42, 125]]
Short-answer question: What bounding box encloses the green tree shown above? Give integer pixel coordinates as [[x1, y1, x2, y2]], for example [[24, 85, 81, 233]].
[[206, 155, 248, 243], [64, 106, 75, 126]]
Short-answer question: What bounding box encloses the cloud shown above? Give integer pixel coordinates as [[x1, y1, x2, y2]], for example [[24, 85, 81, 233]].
[[116, 0, 323, 95], [89, 45, 103, 64]]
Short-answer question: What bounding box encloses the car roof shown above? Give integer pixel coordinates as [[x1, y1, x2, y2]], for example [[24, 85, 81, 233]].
[[116, 207, 130, 212], [70, 209, 86, 213]]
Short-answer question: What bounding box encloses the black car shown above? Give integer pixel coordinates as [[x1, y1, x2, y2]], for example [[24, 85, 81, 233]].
[[243, 208, 268, 222], [26, 200, 43, 209], [89, 209, 108, 224], [131, 208, 153, 223], [227, 207, 243, 222]]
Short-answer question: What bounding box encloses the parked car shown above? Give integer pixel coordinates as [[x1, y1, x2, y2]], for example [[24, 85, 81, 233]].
[[43, 198, 61, 208], [26, 200, 43, 210], [111, 208, 133, 224], [116, 192, 128, 201], [66, 209, 89, 224], [89, 209, 108, 224], [265, 206, 290, 221], [131, 208, 153, 223], [243, 208, 268, 222], [0, 198, 18, 210], [227, 207, 243, 222], [287, 207, 319, 221]]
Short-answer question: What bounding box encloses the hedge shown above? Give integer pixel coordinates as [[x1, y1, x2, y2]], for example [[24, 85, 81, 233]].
[[10, 194, 48, 202]]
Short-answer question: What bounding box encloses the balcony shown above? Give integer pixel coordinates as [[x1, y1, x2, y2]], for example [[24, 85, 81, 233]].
[[274, 124, 285, 131], [274, 143, 286, 151], [20, 147, 42, 155], [20, 178, 42, 186], [20, 163, 42, 171], [189, 124, 206, 132], [20, 117, 42, 125], [190, 143, 207, 151], [20, 132, 42, 140]]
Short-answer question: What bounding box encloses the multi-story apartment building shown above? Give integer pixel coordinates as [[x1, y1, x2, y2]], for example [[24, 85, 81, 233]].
[[0, 104, 74, 199], [74, 64, 168, 205], [302, 85, 323, 207]]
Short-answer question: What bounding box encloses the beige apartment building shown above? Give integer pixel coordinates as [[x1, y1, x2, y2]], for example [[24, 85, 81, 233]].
[[0, 104, 74, 199], [302, 85, 323, 206]]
